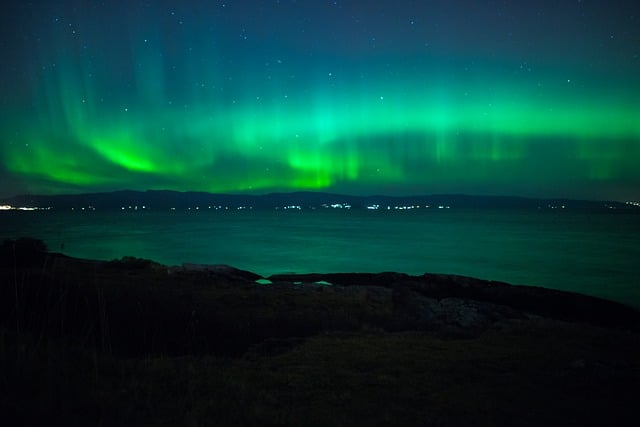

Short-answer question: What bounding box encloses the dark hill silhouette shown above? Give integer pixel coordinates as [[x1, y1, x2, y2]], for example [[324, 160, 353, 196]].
[[2, 189, 636, 211]]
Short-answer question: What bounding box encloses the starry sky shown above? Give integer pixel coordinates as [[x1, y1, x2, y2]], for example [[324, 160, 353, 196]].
[[1, 0, 639, 200]]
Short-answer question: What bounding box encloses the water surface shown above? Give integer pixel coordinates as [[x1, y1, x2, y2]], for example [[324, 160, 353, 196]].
[[2, 209, 638, 306]]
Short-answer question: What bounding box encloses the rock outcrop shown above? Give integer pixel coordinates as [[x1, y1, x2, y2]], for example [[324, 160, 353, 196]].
[[270, 271, 640, 331]]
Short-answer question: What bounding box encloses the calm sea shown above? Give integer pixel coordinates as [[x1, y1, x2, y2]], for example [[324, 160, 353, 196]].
[[2, 209, 639, 307]]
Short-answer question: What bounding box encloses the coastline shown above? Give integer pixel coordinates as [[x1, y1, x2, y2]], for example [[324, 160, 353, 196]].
[[2, 244, 639, 425]]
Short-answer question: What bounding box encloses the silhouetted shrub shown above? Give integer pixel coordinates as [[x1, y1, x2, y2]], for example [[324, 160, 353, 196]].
[[0, 237, 48, 267]]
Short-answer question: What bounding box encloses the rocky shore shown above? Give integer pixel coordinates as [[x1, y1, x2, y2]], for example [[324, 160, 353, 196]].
[[1, 238, 639, 426]]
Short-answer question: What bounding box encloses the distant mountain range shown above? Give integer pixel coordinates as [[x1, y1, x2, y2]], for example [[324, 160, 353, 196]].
[[2, 190, 637, 211]]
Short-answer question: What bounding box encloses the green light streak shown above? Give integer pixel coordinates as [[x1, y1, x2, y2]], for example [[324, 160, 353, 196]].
[[2, 58, 639, 196]]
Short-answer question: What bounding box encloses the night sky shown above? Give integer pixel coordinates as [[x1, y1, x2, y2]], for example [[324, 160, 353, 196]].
[[1, 1, 639, 200]]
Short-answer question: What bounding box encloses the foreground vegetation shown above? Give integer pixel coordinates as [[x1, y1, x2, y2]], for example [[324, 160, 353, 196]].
[[1, 238, 639, 426]]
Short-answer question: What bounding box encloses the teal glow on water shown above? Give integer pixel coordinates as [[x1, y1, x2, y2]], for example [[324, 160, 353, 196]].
[[2, 209, 639, 307]]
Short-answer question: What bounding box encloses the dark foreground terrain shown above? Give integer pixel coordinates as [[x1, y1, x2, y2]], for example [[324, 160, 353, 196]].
[[1, 238, 639, 426]]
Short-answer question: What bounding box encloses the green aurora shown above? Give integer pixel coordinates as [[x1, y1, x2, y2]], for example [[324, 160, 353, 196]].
[[1, 1, 639, 199]]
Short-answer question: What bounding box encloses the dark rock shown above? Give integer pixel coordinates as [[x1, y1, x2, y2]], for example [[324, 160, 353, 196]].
[[180, 263, 263, 282], [391, 282, 527, 335], [269, 270, 640, 331]]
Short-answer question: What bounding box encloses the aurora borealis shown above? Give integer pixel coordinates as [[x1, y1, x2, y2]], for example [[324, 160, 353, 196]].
[[1, 1, 639, 199]]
